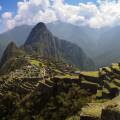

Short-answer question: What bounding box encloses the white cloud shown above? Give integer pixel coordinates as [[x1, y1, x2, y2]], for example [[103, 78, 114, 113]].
[[1, 12, 16, 31], [88, 1, 120, 28], [15, 0, 57, 25], [1, 0, 120, 32], [2, 12, 13, 19]]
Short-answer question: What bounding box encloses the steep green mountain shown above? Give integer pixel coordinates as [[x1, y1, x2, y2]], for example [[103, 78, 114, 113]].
[[0, 44, 3, 58], [47, 21, 100, 57], [1, 22, 120, 68], [24, 22, 94, 70], [0, 42, 25, 71], [0, 22, 99, 60]]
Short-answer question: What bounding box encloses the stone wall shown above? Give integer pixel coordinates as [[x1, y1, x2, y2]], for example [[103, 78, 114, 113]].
[[101, 105, 120, 120], [79, 74, 99, 83], [80, 115, 100, 120]]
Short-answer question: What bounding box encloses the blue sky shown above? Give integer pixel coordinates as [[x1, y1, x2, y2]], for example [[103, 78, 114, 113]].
[[0, 0, 22, 15], [0, 0, 97, 15]]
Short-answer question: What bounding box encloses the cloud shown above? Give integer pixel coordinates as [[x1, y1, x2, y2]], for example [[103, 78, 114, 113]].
[[87, 1, 120, 28], [1, 12, 16, 31], [2, 12, 13, 19], [15, 0, 57, 25], [1, 0, 120, 32]]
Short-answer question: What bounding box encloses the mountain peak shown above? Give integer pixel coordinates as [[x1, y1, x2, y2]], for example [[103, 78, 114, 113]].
[[36, 22, 47, 29], [32, 22, 48, 33], [24, 23, 94, 70], [0, 42, 25, 68], [7, 42, 17, 49], [25, 22, 52, 45]]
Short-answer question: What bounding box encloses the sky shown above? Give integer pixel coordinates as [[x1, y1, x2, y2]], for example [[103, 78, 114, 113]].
[[0, 0, 120, 33]]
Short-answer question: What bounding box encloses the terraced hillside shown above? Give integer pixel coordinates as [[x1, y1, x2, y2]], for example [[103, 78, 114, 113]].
[[0, 55, 79, 96], [0, 57, 90, 120], [80, 90, 120, 120], [1, 50, 120, 120], [79, 63, 120, 100]]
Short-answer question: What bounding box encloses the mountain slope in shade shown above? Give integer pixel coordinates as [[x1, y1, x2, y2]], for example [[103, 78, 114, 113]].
[[0, 42, 25, 68], [24, 22, 94, 70], [47, 23, 120, 67], [47, 21, 100, 57], [0, 44, 3, 58], [0, 22, 98, 58]]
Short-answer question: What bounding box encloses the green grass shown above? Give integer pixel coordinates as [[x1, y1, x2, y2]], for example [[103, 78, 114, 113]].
[[103, 80, 120, 90], [81, 103, 102, 118], [30, 59, 45, 67], [81, 71, 99, 77], [30, 60, 40, 66], [103, 67, 112, 72], [112, 63, 120, 70], [52, 69, 63, 74], [96, 90, 102, 97], [108, 82, 120, 89], [56, 74, 79, 79], [64, 74, 79, 79], [81, 80, 99, 86], [102, 88, 110, 94], [114, 79, 120, 84]]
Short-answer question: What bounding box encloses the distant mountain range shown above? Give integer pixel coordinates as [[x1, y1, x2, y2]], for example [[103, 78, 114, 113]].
[[0, 25, 32, 58], [1, 21, 120, 67], [0, 22, 94, 71]]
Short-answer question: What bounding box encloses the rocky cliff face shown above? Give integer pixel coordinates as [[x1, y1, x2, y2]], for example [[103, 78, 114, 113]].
[[24, 22, 60, 59], [24, 22, 94, 70]]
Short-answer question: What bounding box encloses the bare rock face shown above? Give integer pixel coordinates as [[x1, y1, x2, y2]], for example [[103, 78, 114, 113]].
[[24, 22, 94, 70], [24, 22, 59, 59]]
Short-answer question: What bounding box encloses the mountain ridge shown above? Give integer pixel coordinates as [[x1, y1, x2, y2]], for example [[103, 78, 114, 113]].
[[24, 22, 94, 70], [1, 21, 120, 67]]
